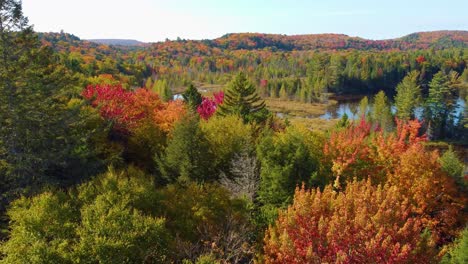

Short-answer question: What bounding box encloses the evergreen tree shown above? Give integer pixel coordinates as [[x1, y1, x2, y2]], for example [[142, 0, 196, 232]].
[[425, 71, 457, 139], [182, 83, 202, 111], [358, 96, 369, 120], [372, 91, 393, 131], [279, 84, 288, 100], [152, 79, 172, 101], [218, 72, 268, 123], [156, 114, 216, 183], [0, 0, 101, 211], [394, 71, 421, 121]]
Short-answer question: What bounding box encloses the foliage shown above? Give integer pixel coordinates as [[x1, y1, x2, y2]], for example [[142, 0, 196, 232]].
[[197, 91, 224, 120], [0, 167, 170, 263], [183, 83, 203, 111], [0, 0, 103, 212], [395, 70, 421, 120], [218, 72, 269, 123], [371, 90, 393, 131], [200, 115, 254, 176], [157, 114, 216, 183], [156, 182, 254, 263], [264, 179, 437, 264], [439, 147, 465, 186], [441, 228, 468, 264], [257, 126, 321, 208]]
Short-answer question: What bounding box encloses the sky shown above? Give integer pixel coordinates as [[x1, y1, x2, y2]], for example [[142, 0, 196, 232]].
[[22, 0, 468, 42]]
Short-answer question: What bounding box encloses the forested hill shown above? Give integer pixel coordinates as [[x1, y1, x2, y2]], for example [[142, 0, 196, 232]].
[[39, 30, 468, 51]]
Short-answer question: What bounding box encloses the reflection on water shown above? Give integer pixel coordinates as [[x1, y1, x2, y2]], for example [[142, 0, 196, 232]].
[[320, 96, 466, 121]]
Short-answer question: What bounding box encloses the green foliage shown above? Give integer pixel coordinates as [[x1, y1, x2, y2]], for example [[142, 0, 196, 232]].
[[157, 114, 216, 183], [0, 167, 170, 263], [156, 182, 253, 262], [358, 96, 369, 119], [218, 72, 269, 123], [257, 126, 320, 208], [152, 79, 172, 101], [372, 90, 393, 131], [0, 0, 104, 212], [441, 228, 468, 264], [395, 70, 421, 120], [425, 71, 458, 139], [439, 147, 465, 187], [200, 115, 254, 176], [183, 83, 203, 111]]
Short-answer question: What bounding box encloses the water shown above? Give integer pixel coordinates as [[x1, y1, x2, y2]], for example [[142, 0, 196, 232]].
[[320, 96, 466, 121]]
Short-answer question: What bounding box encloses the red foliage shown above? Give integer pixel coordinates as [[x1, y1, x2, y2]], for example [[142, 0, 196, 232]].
[[264, 180, 436, 264], [416, 55, 426, 64], [82, 84, 185, 133], [197, 91, 224, 120]]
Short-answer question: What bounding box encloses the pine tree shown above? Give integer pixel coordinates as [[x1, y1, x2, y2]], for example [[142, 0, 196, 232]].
[[279, 84, 288, 100], [372, 91, 393, 131], [182, 83, 202, 111], [218, 72, 268, 123], [0, 0, 100, 211], [156, 114, 216, 183], [358, 96, 369, 119], [425, 71, 456, 139], [395, 71, 421, 121]]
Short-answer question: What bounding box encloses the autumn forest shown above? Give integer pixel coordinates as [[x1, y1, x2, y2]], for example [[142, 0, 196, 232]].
[[0, 1, 467, 263]]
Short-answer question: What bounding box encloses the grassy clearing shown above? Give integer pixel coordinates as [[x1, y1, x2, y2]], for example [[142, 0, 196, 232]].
[[265, 98, 337, 118], [289, 117, 337, 132]]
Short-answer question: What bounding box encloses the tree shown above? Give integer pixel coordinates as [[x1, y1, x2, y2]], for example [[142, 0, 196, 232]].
[[156, 114, 216, 183], [263, 179, 437, 264], [182, 83, 203, 111], [257, 126, 320, 208], [152, 79, 172, 101], [441, 228, 468, 264], [425, 71, 457, 139], [0, 167, 170, 263], [218, 72, 269, 123], [372, 90, 393, 131], [0, 0, 100, 212], [358, 96, 369, 119], [395, 70, 421, 120]]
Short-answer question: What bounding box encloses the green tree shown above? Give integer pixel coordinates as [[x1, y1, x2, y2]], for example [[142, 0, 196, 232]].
[[372, 90, 393, 131], [257, 126, 320, 208], [439, 147, 465, 188], [0, 0, 102, 212], [182, 83, 203, 111], [156, 114, 216, 183], [279, 83, 288, 100], [425, 71, 456, 139], [358, 96, 369, 120], [395, 71, 421, 120], [152, 79, 172, 101], [0, 167, 170, 263], [440, 228, 468, 264], [218, 72, 269, 123]]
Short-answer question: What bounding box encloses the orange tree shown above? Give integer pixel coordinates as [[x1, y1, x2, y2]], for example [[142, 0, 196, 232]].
[[264, 179, 436, 264]]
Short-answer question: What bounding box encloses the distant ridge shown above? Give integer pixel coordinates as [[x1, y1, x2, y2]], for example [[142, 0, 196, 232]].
[[86, 39, 145, 46], [39, 30, 468, 51]]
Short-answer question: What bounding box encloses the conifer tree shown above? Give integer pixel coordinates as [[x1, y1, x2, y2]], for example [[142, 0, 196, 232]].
[[372, 90, 393, 131], [395, 71, 421, 121], [182, 83, 203, 111], [218, 72, 268, 123]]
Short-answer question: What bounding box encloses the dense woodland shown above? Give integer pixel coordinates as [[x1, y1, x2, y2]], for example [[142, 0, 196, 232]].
[[0, 1, 467, 263]]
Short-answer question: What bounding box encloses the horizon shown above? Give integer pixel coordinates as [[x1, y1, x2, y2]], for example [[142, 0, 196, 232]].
[[22, 0, 468, 42]]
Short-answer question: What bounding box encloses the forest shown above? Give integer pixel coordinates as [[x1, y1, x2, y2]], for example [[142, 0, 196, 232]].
[[0, 0, 467, 263]]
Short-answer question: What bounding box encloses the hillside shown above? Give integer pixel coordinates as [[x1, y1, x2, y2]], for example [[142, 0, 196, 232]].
[[87, 39, 146, 46]]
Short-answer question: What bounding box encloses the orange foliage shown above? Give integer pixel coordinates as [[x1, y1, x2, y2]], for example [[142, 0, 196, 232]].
[[264, 180, 436, 264], [323, 119, 465, 245], [82, 84, 185, 134]]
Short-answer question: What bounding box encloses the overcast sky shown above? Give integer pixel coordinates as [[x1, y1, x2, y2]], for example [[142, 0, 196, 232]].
[[22, 0, 468, 42]]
